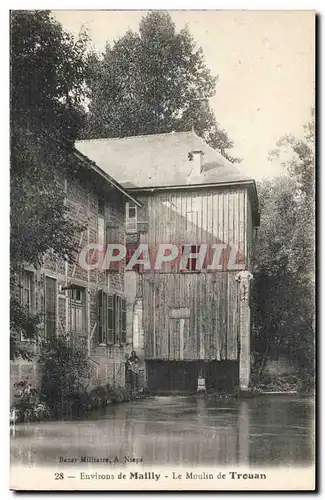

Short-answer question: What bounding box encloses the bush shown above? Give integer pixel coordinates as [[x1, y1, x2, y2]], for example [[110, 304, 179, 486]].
[[11, 380, 51, 422], [38, 335, 90, 418], [109, 386, 132, 403], [298, 372, 315, 394], [88, 386, 111, 409]]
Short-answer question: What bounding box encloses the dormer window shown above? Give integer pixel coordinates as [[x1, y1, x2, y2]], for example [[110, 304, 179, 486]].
[[126, 202, 137, 233]]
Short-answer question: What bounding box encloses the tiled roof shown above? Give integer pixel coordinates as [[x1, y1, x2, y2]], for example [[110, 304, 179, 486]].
[[76, 131, 253, 189]]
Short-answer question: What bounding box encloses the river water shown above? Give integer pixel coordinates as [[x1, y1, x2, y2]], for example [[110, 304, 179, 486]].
[[10, 394, 314, 467]]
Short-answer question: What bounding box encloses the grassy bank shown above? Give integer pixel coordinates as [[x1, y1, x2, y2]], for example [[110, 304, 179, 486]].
[[10, 382, 150, 424], [250, 373, 314, 395]]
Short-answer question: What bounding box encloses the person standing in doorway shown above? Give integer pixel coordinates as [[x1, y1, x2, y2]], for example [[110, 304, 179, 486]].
[[126, 351, 140, 395]]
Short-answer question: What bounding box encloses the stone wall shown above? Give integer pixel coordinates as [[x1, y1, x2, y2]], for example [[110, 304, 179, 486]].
[[11, 165, 133, 399]]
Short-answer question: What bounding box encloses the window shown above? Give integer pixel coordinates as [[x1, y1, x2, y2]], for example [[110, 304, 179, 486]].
[[182, 245, 201, 271], [107, 294, 114, 344], [45, 276, 57, 339], [126, 202, 137, 233], [128, 206, 136, 219], [69, 288, 86, 335], [20, 271, 34, 313], [98, 292, 126, 345], [20, 270, 34, 341]]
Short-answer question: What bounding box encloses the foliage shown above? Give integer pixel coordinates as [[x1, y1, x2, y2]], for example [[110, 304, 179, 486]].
[[250, 373, 314, 395], [82, 385, 134, 412], [10, 293, 42, 361], [11, 10, 90, 267], [38, 335, 90, 418], [11, 10, 89, 135], [269, 108, 315, 199], [252, 112, 315, 376], [11, 376, 150, 423], [11, 381, 51, 422], [10, 11, 90, 358], [82, 11, 240, 162]]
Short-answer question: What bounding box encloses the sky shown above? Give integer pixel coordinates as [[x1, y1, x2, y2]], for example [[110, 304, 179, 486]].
[[53, 10, 315, 180]]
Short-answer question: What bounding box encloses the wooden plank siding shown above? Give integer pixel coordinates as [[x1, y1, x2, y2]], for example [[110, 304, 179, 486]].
[[137, 187, 248, 272], [132, 186, 252, 362], [141, 271, 239, 361]]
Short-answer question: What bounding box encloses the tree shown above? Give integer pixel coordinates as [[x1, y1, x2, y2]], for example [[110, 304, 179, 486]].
[[269, 108, 315, 199], [82, 11, 240, 162], [252, 111, 315, 376], [10, 11, 89, 359]]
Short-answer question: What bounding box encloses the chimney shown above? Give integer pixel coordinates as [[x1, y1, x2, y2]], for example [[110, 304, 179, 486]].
[[188, 150, 204, 176]]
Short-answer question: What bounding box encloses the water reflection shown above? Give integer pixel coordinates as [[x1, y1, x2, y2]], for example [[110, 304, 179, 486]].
[[10, 395, 314, 467]]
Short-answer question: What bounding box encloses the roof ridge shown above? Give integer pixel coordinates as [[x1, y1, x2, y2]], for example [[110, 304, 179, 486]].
[[76, 130, 193, 144]]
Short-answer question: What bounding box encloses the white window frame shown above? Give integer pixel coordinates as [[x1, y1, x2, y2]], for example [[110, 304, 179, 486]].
[[126, 202, 138, 233]]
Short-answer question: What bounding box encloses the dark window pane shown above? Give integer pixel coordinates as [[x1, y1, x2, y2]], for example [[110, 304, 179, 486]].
[[128, 207, 136, 219], [98, 197, 105, 216]]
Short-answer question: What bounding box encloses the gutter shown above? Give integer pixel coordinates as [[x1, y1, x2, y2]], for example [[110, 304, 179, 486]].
[[125, 179, 256, 192], [126, 179, 260, 226]]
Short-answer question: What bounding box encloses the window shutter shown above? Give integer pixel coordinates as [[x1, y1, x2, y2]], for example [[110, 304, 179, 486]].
[[121, 298, 126, 344], [114, 295, 120, 344], [45, 276, 57, 339], [98, 290, 104, 343], [107, 294, 114, 344]]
